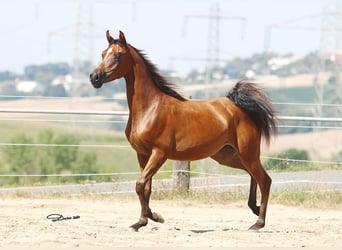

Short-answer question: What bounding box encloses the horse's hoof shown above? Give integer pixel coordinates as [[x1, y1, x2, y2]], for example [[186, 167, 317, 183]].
[[130, 218, 148, 232], [152, 212, 164, 223], [248, 224, 260, 231], [248, 219, 265, 231], [130, 225, 138, 232]]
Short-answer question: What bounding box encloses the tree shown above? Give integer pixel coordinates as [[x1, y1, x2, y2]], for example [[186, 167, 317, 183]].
[[3, 134, 38, 184], [53, 134, 80, 171], [2, 130, 99, 185], [71, 153, 98, 181], [24, 63, 70, 81], [43, 84, 68, 97], [0, 70, 17, 81]]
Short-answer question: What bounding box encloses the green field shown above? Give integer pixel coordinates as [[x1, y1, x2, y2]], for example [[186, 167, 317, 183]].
[[0, 117, 248, 186]]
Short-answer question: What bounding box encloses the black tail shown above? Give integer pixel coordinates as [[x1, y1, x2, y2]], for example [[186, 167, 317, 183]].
[[227, 81, 277, 145]]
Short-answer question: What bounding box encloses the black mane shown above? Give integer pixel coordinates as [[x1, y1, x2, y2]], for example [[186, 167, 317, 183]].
[[130, 46, 186, 101]]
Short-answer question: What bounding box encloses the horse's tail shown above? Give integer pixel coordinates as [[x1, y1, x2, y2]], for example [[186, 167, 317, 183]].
[[227, 80, 277, 145]]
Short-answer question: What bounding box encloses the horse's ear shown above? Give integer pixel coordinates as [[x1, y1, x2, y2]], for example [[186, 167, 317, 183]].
[[119, 30, 127, 45], [106, 30, 115, 44]]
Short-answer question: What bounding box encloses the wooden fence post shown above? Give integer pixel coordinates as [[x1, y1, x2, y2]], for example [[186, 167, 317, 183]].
[[172, 161, 190, 193]]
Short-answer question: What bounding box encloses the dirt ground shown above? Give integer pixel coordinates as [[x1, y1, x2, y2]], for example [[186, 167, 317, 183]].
[[0, 197, 341, 247]]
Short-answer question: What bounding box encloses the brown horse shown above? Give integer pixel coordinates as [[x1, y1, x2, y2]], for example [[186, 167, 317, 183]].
[[90, 30, 277, 232]]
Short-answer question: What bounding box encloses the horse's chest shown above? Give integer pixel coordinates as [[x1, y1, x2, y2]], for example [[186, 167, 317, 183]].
[[125, 126, 154, 155]]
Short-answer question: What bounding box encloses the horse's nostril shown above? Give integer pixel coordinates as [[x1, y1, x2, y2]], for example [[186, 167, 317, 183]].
[[90, 72, 101, 83]]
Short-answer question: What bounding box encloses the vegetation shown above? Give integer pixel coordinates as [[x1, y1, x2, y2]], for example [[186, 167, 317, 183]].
[[151, 189, 342, 209], [0, 120, 339, 187], [263, 148, 310, 171], [0, 50, 340, 187], [1, 130, 98, 185]]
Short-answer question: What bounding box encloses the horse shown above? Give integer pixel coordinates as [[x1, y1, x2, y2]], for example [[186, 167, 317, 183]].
[[90, 30, 277, 232]]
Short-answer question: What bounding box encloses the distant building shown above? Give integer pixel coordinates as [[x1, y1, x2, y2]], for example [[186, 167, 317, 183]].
[[15, 80, 43, 93], [52, 74, 73, 91], [268, 55, 300, 71]]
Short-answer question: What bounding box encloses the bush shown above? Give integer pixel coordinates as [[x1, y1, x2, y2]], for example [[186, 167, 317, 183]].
[[2, 130, 98, 185], [263, 148, 310, 171], [331, 150, 342, 163]]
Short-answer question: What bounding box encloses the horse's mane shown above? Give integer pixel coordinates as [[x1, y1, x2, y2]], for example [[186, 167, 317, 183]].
[[129, 45, 186, 101]]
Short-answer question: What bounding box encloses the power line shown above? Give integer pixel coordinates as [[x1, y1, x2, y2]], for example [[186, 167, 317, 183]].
[[182, 2, 246, 82]]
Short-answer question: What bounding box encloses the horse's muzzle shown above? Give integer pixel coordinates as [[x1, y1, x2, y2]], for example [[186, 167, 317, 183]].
[[90, 71, 105, 88]]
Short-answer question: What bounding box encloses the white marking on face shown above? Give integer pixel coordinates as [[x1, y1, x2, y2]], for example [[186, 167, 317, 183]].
[[106, 47, 113, 58]]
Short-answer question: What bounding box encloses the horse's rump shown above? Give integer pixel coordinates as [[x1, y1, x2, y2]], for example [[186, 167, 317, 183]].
[[227, 81, 277, 145]]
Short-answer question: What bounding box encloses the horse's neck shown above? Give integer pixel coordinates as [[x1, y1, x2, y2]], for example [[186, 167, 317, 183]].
[[124, 46, 162, 118]]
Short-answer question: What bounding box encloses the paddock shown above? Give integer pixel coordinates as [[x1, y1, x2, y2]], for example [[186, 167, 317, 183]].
[[0, 196, 341, 247]]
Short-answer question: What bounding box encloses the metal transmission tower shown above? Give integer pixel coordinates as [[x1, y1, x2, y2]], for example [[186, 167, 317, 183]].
[[264, 0, 342, 119], [319, 0, 342, 116], [207, 2, 222, 73], [47, 3, 95, 75], [183, 2, 245, 82], [47, 1, 136, 75], [73, 3, 95, 75]]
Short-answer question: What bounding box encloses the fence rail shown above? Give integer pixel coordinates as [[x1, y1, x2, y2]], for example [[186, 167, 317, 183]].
[[0, 107, 341, 191], [0, 108, 128, 116], [1, 108, 342, 123]]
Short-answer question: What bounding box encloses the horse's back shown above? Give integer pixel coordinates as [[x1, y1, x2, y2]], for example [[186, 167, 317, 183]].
[[165, 97, 245, 160]]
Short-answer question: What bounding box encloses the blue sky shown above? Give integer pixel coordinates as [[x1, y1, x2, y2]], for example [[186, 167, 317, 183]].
[[1, 0, 324, 74]]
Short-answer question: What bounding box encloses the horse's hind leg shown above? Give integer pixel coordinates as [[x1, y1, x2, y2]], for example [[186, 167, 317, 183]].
[[245, 162, 271, 230], [211, 145, 271, 230], [248, 176, 260, 216], [211, 146, 259, 213]]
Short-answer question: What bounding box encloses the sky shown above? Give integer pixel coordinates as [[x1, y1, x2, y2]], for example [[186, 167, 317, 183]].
[[1, 0, 326, 75]]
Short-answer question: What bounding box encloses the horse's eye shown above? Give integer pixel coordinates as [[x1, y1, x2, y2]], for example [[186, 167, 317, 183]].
[[114, 53, 121, 60]]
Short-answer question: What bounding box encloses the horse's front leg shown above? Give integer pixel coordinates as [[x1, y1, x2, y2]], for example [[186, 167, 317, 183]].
[[144, 178, 165, 223], [130, 150, 166, 232]]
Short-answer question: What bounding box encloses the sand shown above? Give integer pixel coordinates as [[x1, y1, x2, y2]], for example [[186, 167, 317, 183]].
[[0, 197, 341, 247]]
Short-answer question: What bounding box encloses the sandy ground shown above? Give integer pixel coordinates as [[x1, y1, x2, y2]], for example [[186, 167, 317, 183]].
[[0, 197, 341, 247]]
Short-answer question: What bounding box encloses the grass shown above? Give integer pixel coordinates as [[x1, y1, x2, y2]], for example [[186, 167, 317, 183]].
[[271, 190, 342, 209], [4, 188, 341, 210], [151, 189, 342, 209]]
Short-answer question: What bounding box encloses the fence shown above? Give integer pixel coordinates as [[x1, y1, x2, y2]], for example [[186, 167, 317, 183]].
[[1, 108, 342, 122], [0, 104, 341, 192]]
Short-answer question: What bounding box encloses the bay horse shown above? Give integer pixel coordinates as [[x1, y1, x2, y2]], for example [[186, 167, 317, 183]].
[[90, 30, 277, 232]]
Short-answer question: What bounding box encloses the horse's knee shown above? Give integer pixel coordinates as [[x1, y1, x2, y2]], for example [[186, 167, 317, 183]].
[[135, 179, 146, 195]]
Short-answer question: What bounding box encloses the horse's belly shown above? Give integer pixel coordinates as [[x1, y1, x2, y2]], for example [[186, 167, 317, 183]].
[[169, 147, 221, 161], [170, 138, 228, 161]]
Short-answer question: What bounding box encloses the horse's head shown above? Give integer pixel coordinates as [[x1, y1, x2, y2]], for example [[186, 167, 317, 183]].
[[90, 30, 132, 88]]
